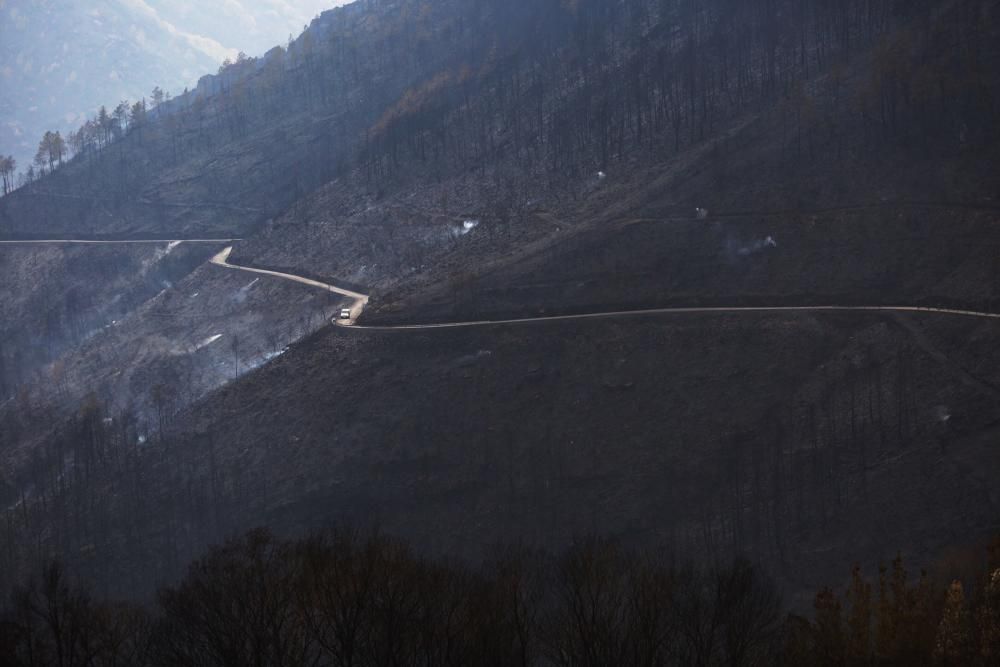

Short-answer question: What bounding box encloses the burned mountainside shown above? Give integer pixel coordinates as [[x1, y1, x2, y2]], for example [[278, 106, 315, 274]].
[[0, 0, 999, 613]]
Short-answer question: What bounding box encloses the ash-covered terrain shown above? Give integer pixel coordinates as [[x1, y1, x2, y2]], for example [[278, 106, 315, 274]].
[[1, 3, 999, 661]]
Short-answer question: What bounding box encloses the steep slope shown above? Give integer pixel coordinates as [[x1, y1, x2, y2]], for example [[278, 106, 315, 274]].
[[1, 0, 569, 237], [6, 306, 1000, 606], [231, 0, 1000, 319], [0, 241, 218, 396], [2, 0, 999, 606]]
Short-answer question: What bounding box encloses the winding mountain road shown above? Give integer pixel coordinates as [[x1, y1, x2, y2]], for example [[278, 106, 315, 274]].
[[346, 304, 1000, 330], [0, 238, 241, 245], [210, 246, 369, 321], [7, 239, 1000, 330], [208, 246, 1000, 331]]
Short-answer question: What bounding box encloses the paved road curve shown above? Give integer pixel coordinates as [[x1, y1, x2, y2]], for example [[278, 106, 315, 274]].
[[346, 305, 1000, 330], [210, 247, 1000, 330], [7, 239, 1000, 330], [211, 246, 369, 321], [0, 239, 241, 245]]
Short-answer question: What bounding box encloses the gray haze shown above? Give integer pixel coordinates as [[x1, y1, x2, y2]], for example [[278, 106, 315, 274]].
[[0, 0, 349, 171]]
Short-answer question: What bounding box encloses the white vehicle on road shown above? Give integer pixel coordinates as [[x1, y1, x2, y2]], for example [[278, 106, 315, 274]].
[[339, 308, 352, 320]]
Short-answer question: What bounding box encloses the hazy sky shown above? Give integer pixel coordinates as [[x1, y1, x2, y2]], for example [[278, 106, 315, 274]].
[[139, 0, 351, 60]]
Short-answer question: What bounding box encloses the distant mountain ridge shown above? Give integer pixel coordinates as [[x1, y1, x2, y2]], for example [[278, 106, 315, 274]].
[[0, 0, 343, 170]]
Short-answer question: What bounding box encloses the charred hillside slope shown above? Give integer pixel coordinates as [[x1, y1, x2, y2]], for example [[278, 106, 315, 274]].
[[1, 0, 1000, 608], [0, 0, 574, 238], [231, 0, 1000, 316], [6, 305, 1000, 608], [5, 0, 994, 240]]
